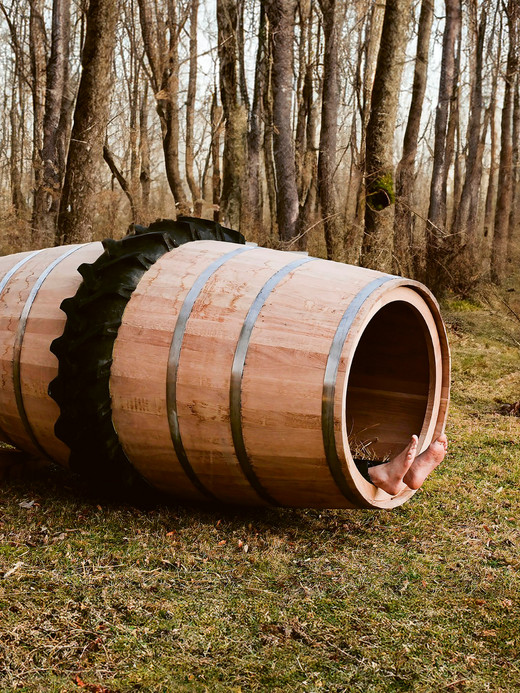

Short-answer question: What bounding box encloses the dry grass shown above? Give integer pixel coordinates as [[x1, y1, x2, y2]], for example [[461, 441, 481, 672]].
[[1, 296, 519, 692]]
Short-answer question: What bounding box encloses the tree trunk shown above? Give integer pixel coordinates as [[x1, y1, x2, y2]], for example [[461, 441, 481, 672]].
[[3, 6, 29, 219], [217, 0, 248, 229], [426, 0, 462, 288], [9, 97, 25, 215], [29, 0, 47, 239], [123, 0, 144, 225], [452, 1, 486, 268], [263, 0, 299, 243], [444, 28, 461, 234], [57, 0, 118, 244], [297, 58, 319, 250], [351, 1, 385, 260], [491, 0, 518, 283], [295, 0, 312, 200], [32, 0, 71, 246], [360, 0, 412, 272], [263, 56, 278, 243], [211, 91, 222, 223], [185, 0, 201, 207], [317, 0, 340, 260], [247, 4, 268, 236], [139, 83, 151, 221], [508, 71, 520, 255], [394, 0, 433, 277], [482, 7, 503, 272], [138, 0, 189, 214]]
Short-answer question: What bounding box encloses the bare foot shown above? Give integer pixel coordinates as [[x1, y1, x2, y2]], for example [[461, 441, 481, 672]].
[[368, 435, 418, 496], [403, 434, 448, 490]]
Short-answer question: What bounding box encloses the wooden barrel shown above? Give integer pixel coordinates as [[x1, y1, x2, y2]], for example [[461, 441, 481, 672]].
[[110, 240, 450, 509], [0, 243, 103, 464], [0, 235, 449, 509]]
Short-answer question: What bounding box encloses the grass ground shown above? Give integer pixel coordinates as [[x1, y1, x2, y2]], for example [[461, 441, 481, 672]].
[[0, 296, 519, 692]]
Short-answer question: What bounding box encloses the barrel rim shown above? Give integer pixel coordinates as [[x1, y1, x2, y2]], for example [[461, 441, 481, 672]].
[[332, 278, 451, 509]]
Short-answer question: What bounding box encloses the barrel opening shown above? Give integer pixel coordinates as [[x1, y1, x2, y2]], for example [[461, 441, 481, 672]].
[[345, 300, 431, 467]]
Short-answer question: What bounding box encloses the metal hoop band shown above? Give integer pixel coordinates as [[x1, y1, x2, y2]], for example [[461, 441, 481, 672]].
[[321, 275, 397, 502], [0, 249, 45, 294], [230, 256, 316, 505], [13, 245, 84, 459], [167, 245, 254, 500]]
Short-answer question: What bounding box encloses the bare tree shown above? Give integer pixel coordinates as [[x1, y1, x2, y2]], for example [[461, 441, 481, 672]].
[[247, 3, 268, 236], [1, 1, 29, 217], [217, 0, 248, 228], [350, 1, 385, 260], [139, 83, 151, 220], [426, 0, 462, 287], [9, 84, 26, 215], [451, 0, 487, 269], [360, 0, 412, 272], [394, 0, 434, 277], [138, 0, 189, 214], [491, 0, 518, 283], [185, 0, 201, 208], [263, 0, 299, 243], [317, 0, 340, 260], [482, 5, 504, 268], [210, 89, 222, 223], [58, 0, 118, 244], [508, 66, 520, 254], [295, 1, 319, 249], [262, 20, 278, 242], [32, 0, 72, 246], [28, 0, 46, 225]]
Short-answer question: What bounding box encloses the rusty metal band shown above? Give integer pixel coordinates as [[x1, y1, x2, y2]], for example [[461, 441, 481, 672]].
[[322, 275, 397, 502], [13, 245, 84, 460], [167, 245, 254, 500], [230, 256, 316, 506]]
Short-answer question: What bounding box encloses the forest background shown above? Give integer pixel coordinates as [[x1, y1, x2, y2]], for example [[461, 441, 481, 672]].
[[0, 0, 518, 295]]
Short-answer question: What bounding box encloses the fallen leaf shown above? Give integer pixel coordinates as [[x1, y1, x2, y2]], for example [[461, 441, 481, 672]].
[[19, 500, 36, 509], [3, 561, 23, 579]]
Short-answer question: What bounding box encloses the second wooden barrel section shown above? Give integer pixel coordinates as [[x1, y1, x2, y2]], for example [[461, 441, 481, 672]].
[[0, 243, 104, 464], [111, 240, 450, 509]]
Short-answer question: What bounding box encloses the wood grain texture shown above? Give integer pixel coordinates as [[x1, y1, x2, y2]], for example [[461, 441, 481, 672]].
[[111, 241, 450, 509], [0, 243, 104, 463], [0, 238, 449, 508]]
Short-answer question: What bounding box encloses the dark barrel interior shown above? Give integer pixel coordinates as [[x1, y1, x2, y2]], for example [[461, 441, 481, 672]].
[[346, 301, 431, 464]]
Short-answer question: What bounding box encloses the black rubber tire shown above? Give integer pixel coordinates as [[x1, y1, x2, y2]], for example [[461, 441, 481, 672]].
[[48, 217, 245, 503]]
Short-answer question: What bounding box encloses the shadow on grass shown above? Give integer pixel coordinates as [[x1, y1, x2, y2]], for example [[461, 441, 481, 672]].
[[1, 456, 390, 547]]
